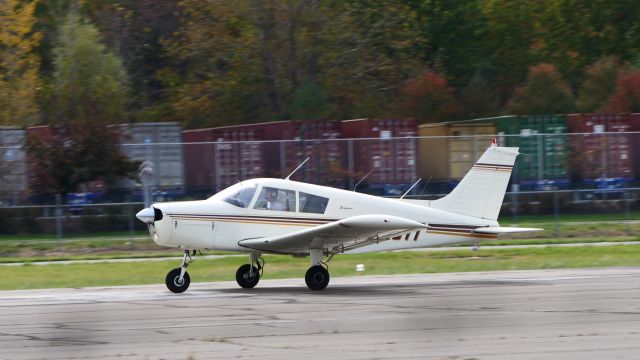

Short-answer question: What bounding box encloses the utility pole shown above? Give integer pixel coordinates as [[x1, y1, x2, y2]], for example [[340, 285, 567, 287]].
[[139, 160, 154, 208]]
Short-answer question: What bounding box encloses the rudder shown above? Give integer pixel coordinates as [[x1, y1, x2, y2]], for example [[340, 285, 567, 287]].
[[430, 141, 519, 221]]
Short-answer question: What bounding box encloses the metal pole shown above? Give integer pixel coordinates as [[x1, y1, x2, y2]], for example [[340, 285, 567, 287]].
[[348, 140, 354, 190], [537, 134, 544, 184], [553, 191, 560, 237], [280, 142, 285, 179], [602, 133, 608, 201], [55, 194, 62, 250], [511, 184, 519, 223], [214, 142, 220, 193]]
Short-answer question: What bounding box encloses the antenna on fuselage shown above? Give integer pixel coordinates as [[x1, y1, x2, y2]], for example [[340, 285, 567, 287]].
[[400, 178, 422, 199], [417, 176, 432, 199], [284, 156, 310, 180], [353, 168, 375, 192]]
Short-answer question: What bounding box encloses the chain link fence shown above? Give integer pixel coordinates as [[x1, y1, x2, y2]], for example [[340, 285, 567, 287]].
[[1, 132, 639, 240]]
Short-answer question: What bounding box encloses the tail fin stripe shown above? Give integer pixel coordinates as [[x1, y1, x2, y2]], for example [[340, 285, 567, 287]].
[[475, 163, 513, 169]]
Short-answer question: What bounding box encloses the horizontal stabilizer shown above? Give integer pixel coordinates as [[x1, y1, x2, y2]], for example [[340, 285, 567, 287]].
[[473, 227, 543, 234]]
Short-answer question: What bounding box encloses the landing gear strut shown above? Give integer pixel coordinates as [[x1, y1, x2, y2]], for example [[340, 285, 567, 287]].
[[236, 253, 263, 289], [166, 250, 194, 293], [305, 249, 330, 291]]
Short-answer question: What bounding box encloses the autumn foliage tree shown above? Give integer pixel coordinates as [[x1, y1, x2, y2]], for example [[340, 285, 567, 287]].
[[25, 12, 138, 199], [603, 71, 640, 112], [0, 0, 41, 126], [508, 63, 574, 114], [577, 57, 626, 112], [400, 70, 459, 123], [51, 12, 128, 125], [25, 125, 139, 197]]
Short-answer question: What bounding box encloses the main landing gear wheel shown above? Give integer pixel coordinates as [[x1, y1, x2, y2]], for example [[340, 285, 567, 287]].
[[165, 250, 194, 293], [166, 267, 190, 293], [236, 264, 260, 288], [305, 265, 330, 291]]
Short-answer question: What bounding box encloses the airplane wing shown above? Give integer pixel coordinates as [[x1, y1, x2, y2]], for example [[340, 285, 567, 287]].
[[238, 214, 428, 254], [472, 226, 543, 234]]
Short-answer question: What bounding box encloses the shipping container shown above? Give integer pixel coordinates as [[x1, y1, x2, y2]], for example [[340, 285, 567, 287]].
[[417, 124, 449, 180], [417, 123, 496, 181], [495, 115, 568, 186], [0, 127, 27, 204], [182, 129, 218, 194], [341, 118, 417, 186], [568, 114, 633, 182], [185, 121, 293, 192], [285, 120, 344, 185], [119, 122, 185, 190]]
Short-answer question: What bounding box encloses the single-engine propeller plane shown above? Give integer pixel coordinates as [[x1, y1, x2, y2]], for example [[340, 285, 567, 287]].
[[136, 140, 541, 292]]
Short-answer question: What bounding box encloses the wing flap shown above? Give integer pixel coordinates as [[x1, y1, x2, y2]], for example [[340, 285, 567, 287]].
[[238, 214, 427, 253], [473, 226, 543, 234]]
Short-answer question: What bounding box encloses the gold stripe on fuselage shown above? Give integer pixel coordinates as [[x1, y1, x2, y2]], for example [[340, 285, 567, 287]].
[[170, 215, 496, 239], [169, 216, 328, 227]]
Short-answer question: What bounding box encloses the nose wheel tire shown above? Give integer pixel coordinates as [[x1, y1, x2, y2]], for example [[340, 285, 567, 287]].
[[236, 264, 260, 288], [305, 265, 330, 291], [166, 267, 191, 293]]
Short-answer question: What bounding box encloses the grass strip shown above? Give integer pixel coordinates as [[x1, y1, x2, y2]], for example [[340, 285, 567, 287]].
[[1, 244, 639, 291]]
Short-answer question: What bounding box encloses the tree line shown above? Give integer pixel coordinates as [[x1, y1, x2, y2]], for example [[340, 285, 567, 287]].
[[3, 0, 640, 129]]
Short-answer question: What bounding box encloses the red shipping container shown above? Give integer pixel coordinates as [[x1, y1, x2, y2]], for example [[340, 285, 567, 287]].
[[340, 119, 417, 185], [567, 114, 633, 180], [26, 125, 53, 140], [182, 129, 218, 192], [284, 120, 344, 185], [185, 121, 293, 192]]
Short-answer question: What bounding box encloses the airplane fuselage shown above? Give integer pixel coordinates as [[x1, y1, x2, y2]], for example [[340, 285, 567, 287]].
[[149, 178, 499, 255]]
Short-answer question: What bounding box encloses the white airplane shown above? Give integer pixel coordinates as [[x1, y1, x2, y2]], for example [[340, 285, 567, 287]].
[[136, 140, 540, 292]]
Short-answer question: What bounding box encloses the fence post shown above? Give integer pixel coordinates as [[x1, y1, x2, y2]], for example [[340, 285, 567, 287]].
[[553, 191, 560, 237], [624, 191, 631, 235], [511, 184, 519, 223], [55, 194, 63, 250], [127, 196, 135, 241]]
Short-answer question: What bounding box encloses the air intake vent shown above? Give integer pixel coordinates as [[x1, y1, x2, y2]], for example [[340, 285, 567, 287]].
[[153, 207, 163, 222]]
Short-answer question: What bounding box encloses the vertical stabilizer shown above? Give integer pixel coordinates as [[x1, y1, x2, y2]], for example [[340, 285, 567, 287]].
[[431, 141, 519, 221]]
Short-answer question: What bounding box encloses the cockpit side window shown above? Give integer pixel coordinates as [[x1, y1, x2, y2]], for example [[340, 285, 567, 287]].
[[253, 187, 296, 212], [299, 192, 329, 214], [221, 183, 257, 208]]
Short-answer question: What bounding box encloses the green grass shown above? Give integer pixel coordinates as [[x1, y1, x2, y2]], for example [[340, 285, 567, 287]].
[[0, 236, 636, 264], [499, 211, 640, 224], [2, 244, 639, 291], [0, 231, 147, 242], [483, 236, 638, 246]]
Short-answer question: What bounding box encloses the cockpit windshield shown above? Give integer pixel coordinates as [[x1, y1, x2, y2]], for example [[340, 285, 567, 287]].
[[210, 182, 257, 208]]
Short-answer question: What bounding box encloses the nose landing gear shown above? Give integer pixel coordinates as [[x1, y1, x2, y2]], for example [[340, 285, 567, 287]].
[[166, 250, 194, 293]]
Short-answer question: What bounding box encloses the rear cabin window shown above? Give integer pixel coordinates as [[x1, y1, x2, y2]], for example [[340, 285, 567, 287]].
[[253, 187, 296, 212], [299, 192, 329, 214]]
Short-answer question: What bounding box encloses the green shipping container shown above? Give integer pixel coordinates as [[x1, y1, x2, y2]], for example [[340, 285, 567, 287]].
[[495, 115, 568, 181]]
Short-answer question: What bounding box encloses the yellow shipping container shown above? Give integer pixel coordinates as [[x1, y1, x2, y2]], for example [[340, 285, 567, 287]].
[[418, 123, 496, 181]]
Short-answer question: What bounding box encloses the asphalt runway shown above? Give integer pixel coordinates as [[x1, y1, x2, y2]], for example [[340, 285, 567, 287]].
[[1, 268, 639, 360]]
